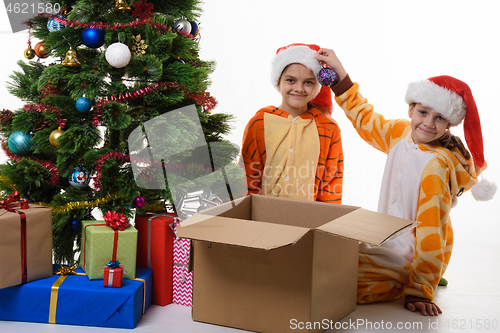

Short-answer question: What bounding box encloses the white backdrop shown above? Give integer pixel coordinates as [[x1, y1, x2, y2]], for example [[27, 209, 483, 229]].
[[0, 0, 498, 220]]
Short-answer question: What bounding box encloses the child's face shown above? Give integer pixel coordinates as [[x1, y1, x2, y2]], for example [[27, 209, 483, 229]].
[[277, 63, 320, 116], [408, 103, 451, 144]]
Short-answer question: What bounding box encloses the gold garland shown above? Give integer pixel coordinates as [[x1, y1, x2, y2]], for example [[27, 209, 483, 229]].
[[0, 175, 22, 200], [142, 201, 166, 212], [36, 192, 120, 214], [1, 178, 166, 214]]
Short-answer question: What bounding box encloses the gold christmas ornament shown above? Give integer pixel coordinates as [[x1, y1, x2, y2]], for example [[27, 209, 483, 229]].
[[62, 46, 81, 67], [49, 127, 64, 147], [24, 46, 36, 59], [114, 0, 131, 11], [131, 34, 148, 56]]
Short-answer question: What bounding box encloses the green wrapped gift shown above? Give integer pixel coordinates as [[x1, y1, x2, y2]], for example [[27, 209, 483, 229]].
[[81, 218, 137, 280]]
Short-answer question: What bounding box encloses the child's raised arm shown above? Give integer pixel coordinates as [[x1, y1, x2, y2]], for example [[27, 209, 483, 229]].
[[315, 48, 410, 155]]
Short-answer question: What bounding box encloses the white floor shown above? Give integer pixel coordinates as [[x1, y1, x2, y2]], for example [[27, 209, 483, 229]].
[[1, 203, 499, 333]]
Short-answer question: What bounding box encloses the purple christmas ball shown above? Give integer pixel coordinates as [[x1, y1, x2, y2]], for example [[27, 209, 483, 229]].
[[317, 67, 338, 86], [133, 196, 145, 208]]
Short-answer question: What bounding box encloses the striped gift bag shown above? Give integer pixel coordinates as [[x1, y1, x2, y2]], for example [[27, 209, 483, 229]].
[[172, 233, 193, 306]]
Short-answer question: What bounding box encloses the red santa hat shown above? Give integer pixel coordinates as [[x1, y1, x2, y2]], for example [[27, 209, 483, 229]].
[[405, 75, 496, 201], [271, 43, 333, 114]]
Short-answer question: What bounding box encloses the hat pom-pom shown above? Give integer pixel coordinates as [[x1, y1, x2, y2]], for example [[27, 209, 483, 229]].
[[471, 179, 497, 201]]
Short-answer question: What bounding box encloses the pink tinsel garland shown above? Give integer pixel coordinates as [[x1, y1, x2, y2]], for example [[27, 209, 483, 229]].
[[93, 81, 217, 126], [40, 14, 180, 35], [93, 152, 130, 191], [24, 103, 66, 128], [27, 15, 218, 126]]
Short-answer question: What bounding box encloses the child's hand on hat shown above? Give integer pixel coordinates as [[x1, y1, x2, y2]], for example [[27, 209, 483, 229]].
[[315, 48, 347, 82]]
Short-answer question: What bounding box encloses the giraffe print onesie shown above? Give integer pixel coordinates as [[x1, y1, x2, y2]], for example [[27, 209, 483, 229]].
[[332, 76, 485, 305]]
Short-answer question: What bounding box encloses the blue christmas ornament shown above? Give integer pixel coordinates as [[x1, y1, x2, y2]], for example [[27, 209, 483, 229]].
[[8, 131, 33, 155], [81, 28, 105, 48], [47, 18, 65, 32], [190, 21, 199, 37], [68, 166, 90, 188], [75, 97, 92, 113], [317, 67, 338, 86], [69, 219, 82, 230]]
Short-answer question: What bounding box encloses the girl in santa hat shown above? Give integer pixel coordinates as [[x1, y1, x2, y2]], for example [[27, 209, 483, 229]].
[[241, 44, 344, 203], [315, 48, 496, 316]]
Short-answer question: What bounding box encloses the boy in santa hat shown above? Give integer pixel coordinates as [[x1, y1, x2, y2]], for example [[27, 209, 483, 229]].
[[241, 43, 344, 203], [315, 48, 496, 316]]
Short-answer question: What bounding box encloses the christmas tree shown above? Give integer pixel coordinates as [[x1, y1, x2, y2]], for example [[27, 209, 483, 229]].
[[0, 0, 245, 264]]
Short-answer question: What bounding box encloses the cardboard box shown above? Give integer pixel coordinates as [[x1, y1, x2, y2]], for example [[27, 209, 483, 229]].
[[81, 220, 137, 280], [0, 265, 152, 329], [135, 212, 175, 306], [177, 194, 415, 333], [0, 204, 53, 289]]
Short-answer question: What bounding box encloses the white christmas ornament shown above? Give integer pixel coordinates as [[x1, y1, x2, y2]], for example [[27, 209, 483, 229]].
[[105, 42, 131, 68]]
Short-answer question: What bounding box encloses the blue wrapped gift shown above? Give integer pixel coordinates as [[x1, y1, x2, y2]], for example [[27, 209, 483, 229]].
[[0, 265, 152, 329]]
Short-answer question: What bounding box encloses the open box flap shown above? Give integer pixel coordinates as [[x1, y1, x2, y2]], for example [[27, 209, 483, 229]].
[[177, 214, 310, 250], [317, 208, 417, 246]]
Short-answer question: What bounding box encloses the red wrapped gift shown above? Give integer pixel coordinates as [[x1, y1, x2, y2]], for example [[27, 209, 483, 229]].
[[135, 212, 176, 306], [103, 262, 125, 288]]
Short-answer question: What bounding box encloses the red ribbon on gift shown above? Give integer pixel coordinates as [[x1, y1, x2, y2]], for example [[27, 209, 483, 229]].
[[0, 191, 30, 283], [104, 210, 129, 231], [104, 211, 129, 262]]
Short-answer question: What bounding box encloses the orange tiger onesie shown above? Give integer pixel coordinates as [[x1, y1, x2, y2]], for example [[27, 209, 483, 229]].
[[241, 106, 343, 203]]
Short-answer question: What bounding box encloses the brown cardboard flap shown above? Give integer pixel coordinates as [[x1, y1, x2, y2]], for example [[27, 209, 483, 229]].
[[189, 196, 249, 219], [250, 194, 359, 228], [177, 215, 309, 250], [318, 209, 416, 246]]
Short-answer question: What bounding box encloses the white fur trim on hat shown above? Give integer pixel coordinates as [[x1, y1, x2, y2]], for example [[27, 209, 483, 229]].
[[405, 80, 466, 126], [270, 45, 322, 91]]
